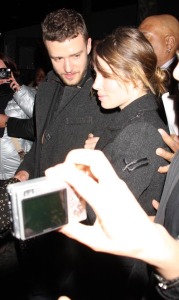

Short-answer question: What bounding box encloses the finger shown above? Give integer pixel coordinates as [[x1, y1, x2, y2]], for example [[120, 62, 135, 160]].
[[84, 143, 96, 149], [152, 199, 159, 211], [156, 147, 174, 162], [84, 139, 97, 149], [157, 165, 170, 174], [170, 134, 179, 143], [149, 216, 155, 222], [65, 149, 119, 183], [60, 223, 98, 249], [158, 129, 179, 152], [46, 162, 113, 217], [45, 150, 121, 216], [88, 133, 94, 138], [46, 153, 147, 233], [60, 222, 116, 254]]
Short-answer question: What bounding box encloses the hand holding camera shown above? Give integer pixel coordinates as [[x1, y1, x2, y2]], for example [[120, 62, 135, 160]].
[[0, 67, 11, 79], [7, 176, 86, 240], [0, 67, 21, 91]]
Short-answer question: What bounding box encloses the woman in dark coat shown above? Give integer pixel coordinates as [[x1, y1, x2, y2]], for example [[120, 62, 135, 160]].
[[86, 26, 171, 217]]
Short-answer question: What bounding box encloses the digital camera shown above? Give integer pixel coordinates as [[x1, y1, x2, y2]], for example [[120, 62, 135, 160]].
[[7, 177, 86, 240], [0, 68, 11, 79]]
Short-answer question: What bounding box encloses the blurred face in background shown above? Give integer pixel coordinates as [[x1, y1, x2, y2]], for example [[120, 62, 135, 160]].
[[35, 68, 46, 86], [138, 22, 167, 67]]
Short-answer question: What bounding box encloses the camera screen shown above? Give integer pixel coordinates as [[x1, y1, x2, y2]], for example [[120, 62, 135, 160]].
[[21, 189, 68, 238]]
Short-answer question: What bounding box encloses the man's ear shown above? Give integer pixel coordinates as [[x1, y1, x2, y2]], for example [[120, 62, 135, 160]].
[[165, 35, 175, 52], [87, 38, 92, 55]]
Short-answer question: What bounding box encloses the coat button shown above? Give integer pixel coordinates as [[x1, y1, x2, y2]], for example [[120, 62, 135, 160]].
[[45, 133, 51, 140]]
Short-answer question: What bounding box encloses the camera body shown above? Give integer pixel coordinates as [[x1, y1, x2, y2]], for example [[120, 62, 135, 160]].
[[0, 68, 11, 79], [7, 177, 86, 240]]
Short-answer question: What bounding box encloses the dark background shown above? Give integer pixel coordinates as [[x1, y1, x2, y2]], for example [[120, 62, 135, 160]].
[[0, 0, 178, 84], [0, 0, 178, 33], [0, 1, 137, 32]]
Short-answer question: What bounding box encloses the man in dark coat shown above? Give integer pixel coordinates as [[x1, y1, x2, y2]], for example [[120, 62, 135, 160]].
[[11, 8, 118, 300]]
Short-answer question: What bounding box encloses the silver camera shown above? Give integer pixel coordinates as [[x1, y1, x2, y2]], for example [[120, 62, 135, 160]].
[[7, 177, 86, 240]]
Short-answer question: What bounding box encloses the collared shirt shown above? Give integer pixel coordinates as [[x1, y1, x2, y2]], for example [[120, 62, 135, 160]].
[[161, 56, 176, 70]]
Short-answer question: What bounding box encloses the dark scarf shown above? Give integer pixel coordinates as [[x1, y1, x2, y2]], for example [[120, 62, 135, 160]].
[[0, 83, 13, 137]]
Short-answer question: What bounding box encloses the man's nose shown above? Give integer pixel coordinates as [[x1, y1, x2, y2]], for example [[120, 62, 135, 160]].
[[64, 59, 72, 73]]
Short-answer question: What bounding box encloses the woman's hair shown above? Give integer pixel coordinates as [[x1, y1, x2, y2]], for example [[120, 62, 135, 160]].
[[42, 8, 89, 43], [0, 52, 20, 78], [92, 27, 168, 96]]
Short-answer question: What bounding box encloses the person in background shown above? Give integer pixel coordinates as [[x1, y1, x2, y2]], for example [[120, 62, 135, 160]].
[[138, 14, 179, 135], [0, 52, 34, 181], [0, 52, 35, 233], [0, 52, 36, 300], [28, 66, 46, 89], [0, 65, 47, 141], [156, 128, 179, 173]]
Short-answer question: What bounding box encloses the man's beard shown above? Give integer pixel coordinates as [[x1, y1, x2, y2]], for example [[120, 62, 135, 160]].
[[60, 64, 88, 87]]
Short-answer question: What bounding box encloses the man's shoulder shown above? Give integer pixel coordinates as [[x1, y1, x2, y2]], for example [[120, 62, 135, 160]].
[[37, 71, 61, 94], [42, 70, 60, 84]]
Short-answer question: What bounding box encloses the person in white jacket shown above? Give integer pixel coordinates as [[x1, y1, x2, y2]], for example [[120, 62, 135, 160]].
[[0, 52, 36, 180]]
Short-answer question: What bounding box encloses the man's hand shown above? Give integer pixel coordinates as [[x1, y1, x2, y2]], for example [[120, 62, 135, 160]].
[[157, 129, 179, 173], [14, 171, 29, 182], [149, 200, 160, 222], [152, 199, 160, 211], [0, 114, 9, 128], [84, 133, 99, 149]]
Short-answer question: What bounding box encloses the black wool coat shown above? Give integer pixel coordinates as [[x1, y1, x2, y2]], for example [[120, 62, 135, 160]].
[[17, 69, 119, 178], [96, 93, 170, 216]]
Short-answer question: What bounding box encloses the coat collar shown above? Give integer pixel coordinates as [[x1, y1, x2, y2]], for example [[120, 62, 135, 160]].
[[111, 93, 158, 129], [46, 66, 92, 88], [96, 93, 158, 150]]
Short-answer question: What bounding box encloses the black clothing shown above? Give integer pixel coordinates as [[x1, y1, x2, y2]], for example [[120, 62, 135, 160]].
[[0, 83, 13, 137], [130, 151, 179, 300], [166, 57, 178, 95], [12, 69, 171, 300], [15, 68, 119, 300], [96, 93, 170, 215], [7, 117, 35, 141], [156, 150, 179, 300], [159, 57, 179, 129], [17, 69, 118, 178], [71, 93, 171, 300]]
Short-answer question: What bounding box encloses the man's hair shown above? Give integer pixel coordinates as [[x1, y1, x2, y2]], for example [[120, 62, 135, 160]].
[[42, 8, 89, 43]]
